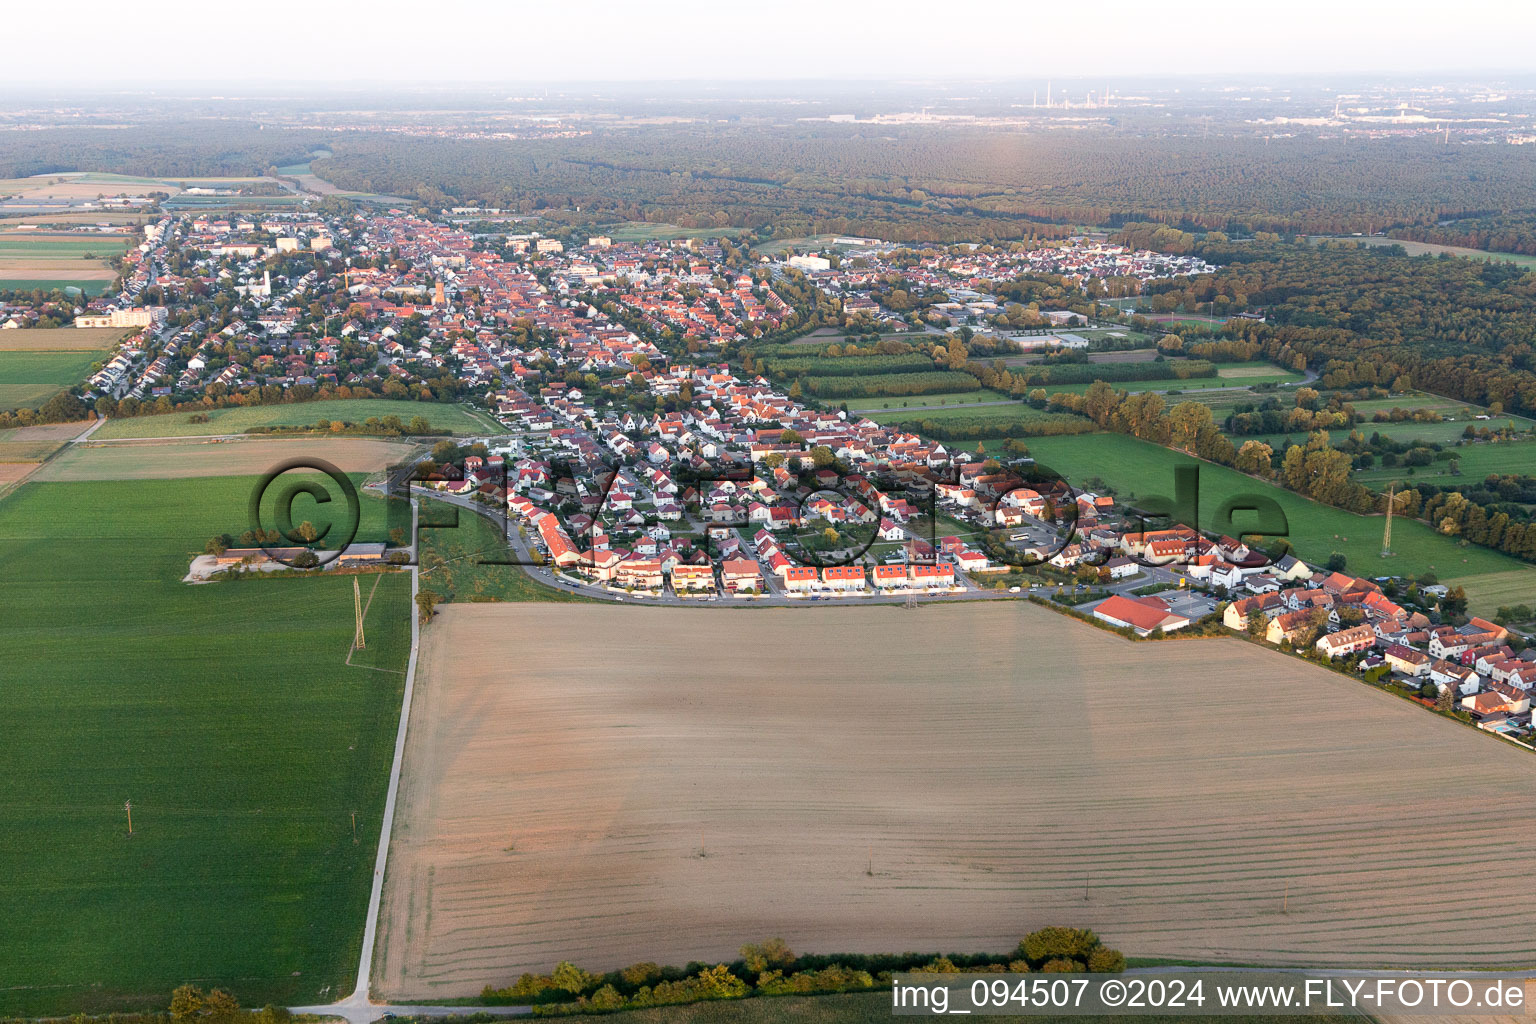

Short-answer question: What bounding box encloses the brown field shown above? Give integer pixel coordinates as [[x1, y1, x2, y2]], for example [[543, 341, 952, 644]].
[[0, 327, 128, 350], [0, 461, 40, 486], [0, 261, 116, 280], [0, 421, 93, 463], [0, 420, 93, 443], [0, 211, 150, 226], [0, 175, 174, 200], [374, 603, 1536, 1001], [33, 436, 416, 481]]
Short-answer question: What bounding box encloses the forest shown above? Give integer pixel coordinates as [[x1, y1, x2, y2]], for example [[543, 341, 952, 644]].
[[10, 122, 1536, 245]]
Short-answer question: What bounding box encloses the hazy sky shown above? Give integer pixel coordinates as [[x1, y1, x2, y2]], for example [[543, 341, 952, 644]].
[[6, 0, 1534, 85]]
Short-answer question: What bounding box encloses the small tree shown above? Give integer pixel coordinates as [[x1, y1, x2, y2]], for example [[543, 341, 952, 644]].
[[415, 590, 441, 623]]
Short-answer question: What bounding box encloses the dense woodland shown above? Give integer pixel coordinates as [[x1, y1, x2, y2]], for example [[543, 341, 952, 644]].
[[9, 123, 1536, 244], [1148, 241, 1536, 416]]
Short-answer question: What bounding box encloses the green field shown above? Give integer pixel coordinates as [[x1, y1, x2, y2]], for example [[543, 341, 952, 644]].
[[846, 390, 1005, 411], [1354, 438, 1536, 490], [0, 277, 113, 296], [598, 222, 746, 242], [0, 349, 101, 408], [0, 475, 411, 1014], [1020, 433, 1534, 612], [0, 237, 132, 259], [96, 400, 500, 439], [1310, 234, 1536, 271], [868, 402, 1090, 432], [418, 496, 595, 604]]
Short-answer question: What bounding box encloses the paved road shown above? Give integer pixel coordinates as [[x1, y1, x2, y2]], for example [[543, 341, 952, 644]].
[[70, 416, 110, 443]]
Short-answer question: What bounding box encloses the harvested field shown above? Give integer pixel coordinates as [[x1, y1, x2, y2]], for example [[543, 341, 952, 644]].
[[0, 420, 92, 443], [0, 327, 127, 350], [35, 436, 416, 481], [375, 603, 1536, 1001], [0, 420, 90, 463], [0, 462, 39, 485], [0, 262, 115, 280]]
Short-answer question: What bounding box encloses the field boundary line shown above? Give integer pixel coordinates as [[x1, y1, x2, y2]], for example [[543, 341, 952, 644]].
[[350, 498, 419, 1005], [347, 573, 406, 673]]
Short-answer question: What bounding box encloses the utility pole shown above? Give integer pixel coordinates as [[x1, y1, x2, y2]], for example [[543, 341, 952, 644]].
[[1381, 486, 1395, 557], [351, 811, 358, 844], [125, 799, 133, 835], [353, 576, 367, 650]]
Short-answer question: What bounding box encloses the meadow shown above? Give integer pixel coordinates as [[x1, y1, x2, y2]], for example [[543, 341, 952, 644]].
[[0, 474, 412, 1014], [1309, 234, 1536, 272], [95, 399, 500, 439], [374, 602, 1536, 1003], [1020, 433, 1534, 612], [1353, 438, 1536, 490], [415, 496, 595, 604], [0, 349, 104, 408]]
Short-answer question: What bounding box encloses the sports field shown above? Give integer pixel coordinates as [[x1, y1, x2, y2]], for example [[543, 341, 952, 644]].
[[0, 349, 103, 408], [95, 400, 500, 439], [0, 475, 412, 1015], [374, 602, 1536, 1002], [1020, 433, 1534, 613]]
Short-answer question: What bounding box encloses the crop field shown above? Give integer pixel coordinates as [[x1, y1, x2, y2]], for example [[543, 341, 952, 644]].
[[0, 326, 130, 350], [0, 231, 134, 259], [0, 420, 92, 445], [0, 276, 114, 295], [37, 436, 417, 482], [1020, 433, 1533, 612], [845, 390, 1005, 411], [869, 402, 1090, 432], [374, 601, 1536, 1002], [0, 230, 130, 294], [0, 349, 103, 408], [94, 399, 500, 439], [0, 475, 412, 1014]]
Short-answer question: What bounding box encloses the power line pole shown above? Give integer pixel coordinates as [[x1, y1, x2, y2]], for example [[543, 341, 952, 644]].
[[353, 576, 367, 650], [1381, 486, 1395, 557], [125, 799, 133, 836]]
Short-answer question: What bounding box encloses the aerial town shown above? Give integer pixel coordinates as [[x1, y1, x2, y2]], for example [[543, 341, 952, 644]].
[[4, 201, 1525, 744]]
